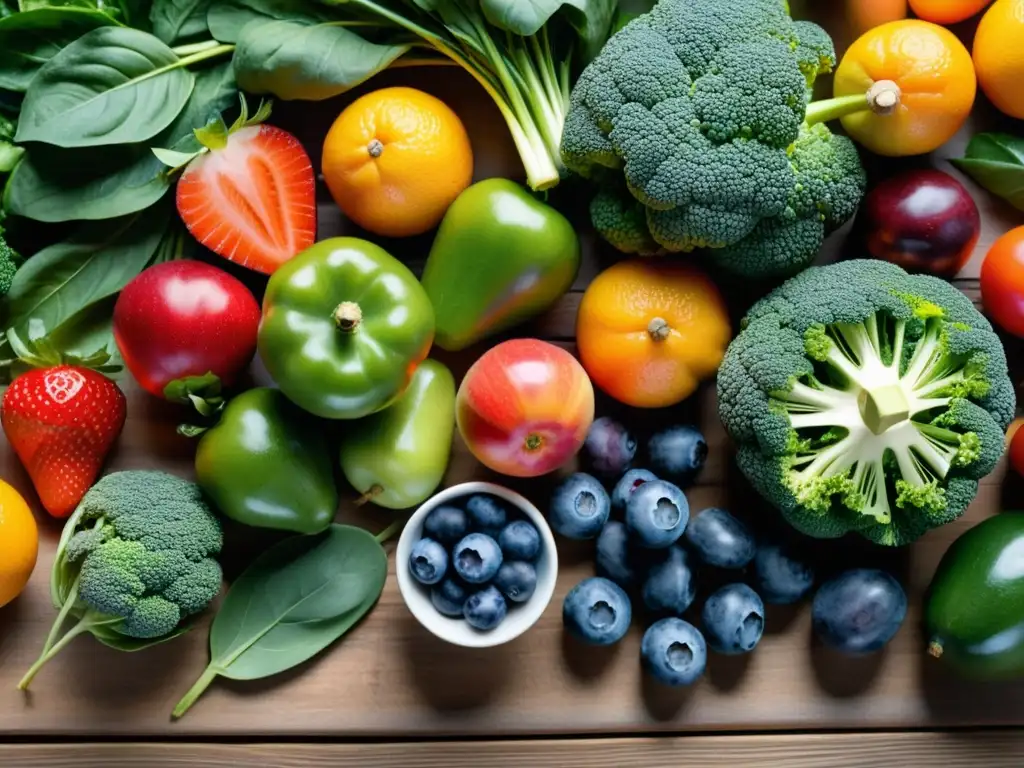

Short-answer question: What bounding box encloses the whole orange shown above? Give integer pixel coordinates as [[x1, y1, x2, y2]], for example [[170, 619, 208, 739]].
[[909, 0, 992, 24], [847, 0, 907, 36], [974, 0, 1024, 118], [576, 260, 730, 409], [834, 20, 976, 156], [321, 87, 473, 238], [0, 479, 38, 609]]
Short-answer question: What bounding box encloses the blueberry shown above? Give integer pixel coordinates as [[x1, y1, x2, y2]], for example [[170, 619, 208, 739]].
[[684, 507, 755, 569], [549, 473, 611, 540], [611, 469, 657, 512], [464, 585, 508, 631], [452, 533, 503, 584], [465, 494, 507, 536], [701, 583, 765, 655], [562, 576, 632, 646], [753, 542, 815, 605], [423, 505, 469, 544], [498, 520, 541, 561], [595, 520, 644, 588], [494, 561, 538, 603], [812, 569, 907, 653], [583, 417, 637, 476], [430, 578, 470, 617], [648, 426, 707, 485], [641, 618, 707, 687], [642, 546, 696, 615], [625, 479, 688, 549], [408, 538, 448, 586]]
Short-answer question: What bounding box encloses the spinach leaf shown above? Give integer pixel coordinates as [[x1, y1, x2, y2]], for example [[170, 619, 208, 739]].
[[0, 138, 21, 172], [480, 0, 617, 60], [5, 202, 169, 341], [151, 0, 212, 45], [43, 295, 121, 366], [234, 19, 410, 101], [16, 26, 195, 147], [0, 7, 119, 93], [163, 60, 237, 151], [171, 524, 388, 719], [952, 132, 1024, 212], [207, 0, 326, 43]]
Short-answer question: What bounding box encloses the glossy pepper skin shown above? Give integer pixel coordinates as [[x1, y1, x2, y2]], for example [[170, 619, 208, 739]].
[[340, 359, 456, 509], [194, 388, 337, 534], [258, 237, 435, 420], [420, 178, 580, 351]]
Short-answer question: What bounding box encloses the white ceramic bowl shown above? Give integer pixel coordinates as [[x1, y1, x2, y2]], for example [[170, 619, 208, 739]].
[[396, 481, 558, 648]]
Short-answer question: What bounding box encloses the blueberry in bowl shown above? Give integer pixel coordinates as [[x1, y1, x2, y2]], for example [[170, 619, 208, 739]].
[[396, 481, 558, 649], [563, 576, 632, 646], [626, 479, 689, 549], [549, 473, 611, 540]]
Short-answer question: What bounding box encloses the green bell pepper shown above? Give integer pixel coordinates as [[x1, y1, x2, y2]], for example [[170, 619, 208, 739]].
[[340, 359, 456, 510], [421, 178, 580, 351], [194, 388, 337, 534], [259, 237, 435, 420]]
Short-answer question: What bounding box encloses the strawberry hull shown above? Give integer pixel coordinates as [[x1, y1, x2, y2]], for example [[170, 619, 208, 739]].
[[456, 339, 595, 478]]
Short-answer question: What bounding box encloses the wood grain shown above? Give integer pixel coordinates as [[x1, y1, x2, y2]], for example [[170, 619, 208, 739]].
[[0, 3, 1023, 743], [5, 733, 1024, 768]]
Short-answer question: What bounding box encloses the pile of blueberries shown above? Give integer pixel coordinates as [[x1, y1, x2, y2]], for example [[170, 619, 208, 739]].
[[553, 418, 908, 687], [408, 493, 543, 631]]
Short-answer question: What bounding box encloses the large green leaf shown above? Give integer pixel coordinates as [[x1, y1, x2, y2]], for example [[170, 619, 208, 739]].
[[0, 7, 119, 92], [206, 0, 325, 43], [480, 0, 617, 61], [5, 203, 169, 340], [234, 19, 410, 101], [16, 26, 195, 147], [952, 132, 1024, 212], [151, 0, 212, 44]]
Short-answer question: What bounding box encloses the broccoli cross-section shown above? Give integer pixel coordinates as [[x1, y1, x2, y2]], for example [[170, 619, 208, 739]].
[[562, 0, 897, 279], [717, 260, 1015, 546]]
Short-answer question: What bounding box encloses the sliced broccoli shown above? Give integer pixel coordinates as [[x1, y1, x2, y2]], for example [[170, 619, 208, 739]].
[[18, 471, 223, 690], [562, 0, 890, 278], [717, 260, 1015, 547]]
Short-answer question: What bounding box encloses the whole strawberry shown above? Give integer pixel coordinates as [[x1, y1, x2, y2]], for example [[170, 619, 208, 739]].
[[2, 366, 126, 518]]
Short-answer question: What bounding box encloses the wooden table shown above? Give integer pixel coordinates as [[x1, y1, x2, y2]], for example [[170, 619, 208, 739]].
[[3, 5, 1024, 766]]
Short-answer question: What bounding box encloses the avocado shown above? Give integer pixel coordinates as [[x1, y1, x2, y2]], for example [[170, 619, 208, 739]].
[[926, 512, 1024, 679]]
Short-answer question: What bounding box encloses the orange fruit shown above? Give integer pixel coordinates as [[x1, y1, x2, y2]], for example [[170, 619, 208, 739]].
[[321, 87, 473, 238], [0, 479, 38, 609], [974, 0, 1024, 118], [909, 0, 993, 24], [847, 0, 908, 36], [576, 260, 730, 409], [834, 20, 976, 156]]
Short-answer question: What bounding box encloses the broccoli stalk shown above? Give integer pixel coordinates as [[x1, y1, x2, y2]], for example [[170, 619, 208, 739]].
[[777, 307, 985, 524]]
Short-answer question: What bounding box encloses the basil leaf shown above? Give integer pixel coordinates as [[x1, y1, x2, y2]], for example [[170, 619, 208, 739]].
[[151, 0, 211, 45], [16, 26, 195, 148], [0, 7, 119, 92], [207, 0, 326, 43], [5, 202, 169, 339], [172, 525, 387, 718], [952, 132, 1024, 212], [234, 19, 410, 101]]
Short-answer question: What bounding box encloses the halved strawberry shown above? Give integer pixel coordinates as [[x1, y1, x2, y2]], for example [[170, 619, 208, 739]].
[[176, 123, 317, 275]]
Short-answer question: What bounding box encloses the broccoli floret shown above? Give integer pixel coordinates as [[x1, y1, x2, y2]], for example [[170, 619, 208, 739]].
[[562, 0, 879, 279], [717, 260, 1015, 547], [18, 471, 223, 690]]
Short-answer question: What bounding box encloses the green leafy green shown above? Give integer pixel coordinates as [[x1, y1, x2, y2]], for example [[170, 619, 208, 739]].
[[207, 0, 326, 43], [952, 132, 1024, 212], [234, 19, 410, 101], [171, 524, 389, 720], [480, 0, 616, 61], [16, 26, 195, 147], [4, 202, 169, 343], [150, 0, 211, 44], [0, 7, 119, 92]]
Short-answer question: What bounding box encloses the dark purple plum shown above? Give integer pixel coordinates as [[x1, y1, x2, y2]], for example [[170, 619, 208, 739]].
[[582, 417, 637, 476], [812, 569, 907, 653]]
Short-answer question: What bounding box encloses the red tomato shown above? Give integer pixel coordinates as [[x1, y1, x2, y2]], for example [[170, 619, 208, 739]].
[[113, 261, 261, 403], [1010, 421, 1024, 479], [981, 226, 1024, 338]]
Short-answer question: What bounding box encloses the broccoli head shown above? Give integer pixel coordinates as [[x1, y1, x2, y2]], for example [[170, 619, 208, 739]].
[[717, 260, 1015, 546], [0, 233, 16, 297], [19, 471, 223, 690], [561, 0, 883, 278]]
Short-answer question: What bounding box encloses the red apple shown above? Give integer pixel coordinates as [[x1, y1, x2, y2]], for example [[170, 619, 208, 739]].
[[861, 169, 980, 278], [457, 339, 595, 477]]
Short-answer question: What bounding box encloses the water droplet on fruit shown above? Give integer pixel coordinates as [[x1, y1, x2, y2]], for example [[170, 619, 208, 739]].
[[666, 641, 693, 670], [589, 600, 615, 629], [653, 498, 680, 530]]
